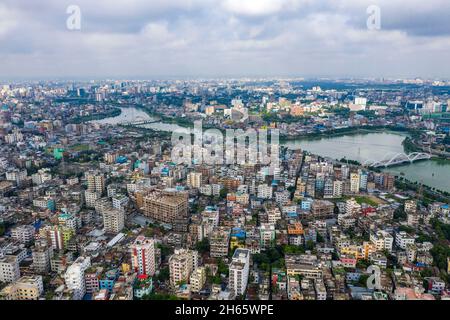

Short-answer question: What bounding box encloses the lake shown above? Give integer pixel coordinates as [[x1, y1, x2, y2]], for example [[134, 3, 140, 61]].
[[95, 107, 450, 192]]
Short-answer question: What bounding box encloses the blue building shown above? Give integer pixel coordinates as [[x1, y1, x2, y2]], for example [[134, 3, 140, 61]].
[[99, 269, 119, 292]]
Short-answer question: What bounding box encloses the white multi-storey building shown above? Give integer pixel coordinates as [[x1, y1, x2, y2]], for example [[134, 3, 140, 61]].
[[229, 249, 250, 296], [257, 184, 272, 199], [395, 231, 415, 250], [32, 239, 53, 274], [350, 173, 360, 194], [64, 256, 91, 300], [0, 255, 20, 284], [169, 248, 198, 287], [11, 225, 35, 243], [189, 267, 206, 293], [187, 172, 202, 189], [103, 208, 125, 234], [112, 195, 129, 210], [84, 190, 101, 208], [333, 180, 343, 198], [370, 230, 394, 252]]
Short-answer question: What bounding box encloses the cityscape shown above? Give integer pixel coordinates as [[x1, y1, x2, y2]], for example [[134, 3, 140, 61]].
[[0, 78, 449, 301], [0, 0, 449, 307]]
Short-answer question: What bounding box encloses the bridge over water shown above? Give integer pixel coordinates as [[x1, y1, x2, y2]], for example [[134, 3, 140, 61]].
[[122, 119, 161, 126], [363, 152, 432, 168]]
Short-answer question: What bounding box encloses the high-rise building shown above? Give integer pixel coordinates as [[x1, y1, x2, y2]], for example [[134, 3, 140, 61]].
[[32, 239, 53, 274], [142, 189, 188, 224], [259, 223, 276, 248], [350, 173, 360, 194], [345, 198, 361, 215], [1, 276, 44, 300], [189, 267, 206, 293], [370, 231, 394, 252], [229, 249, 250, 296], [0, 256, 20, 284], [169, 249, 198, 287], [39, 225, 74, 251], [257, 184, 273, 199], [64, 256, 91, 300], [210, 227, 230, 258], [333, 180, 343, 198], [11, 225, 35, 243], [103, 208, 125, 234], [187, 172, 202, 189], [86, 171, 105, 194], [85, 190, 101, 208], [130, 236, 157, 276], [382, 173, 395, 191], [358, 170, 368, 191]]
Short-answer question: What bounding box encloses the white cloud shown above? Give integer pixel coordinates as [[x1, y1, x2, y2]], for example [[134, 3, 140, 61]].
[[1, 0, 450, 79], [222, 0, 286, 17], [0, 5, 18, 37]]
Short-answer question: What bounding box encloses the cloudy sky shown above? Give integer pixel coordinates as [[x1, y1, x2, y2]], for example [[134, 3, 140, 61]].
[[1, 0, 450, 80]]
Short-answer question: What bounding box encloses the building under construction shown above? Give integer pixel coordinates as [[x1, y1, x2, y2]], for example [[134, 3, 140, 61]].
[[140, 189, 189, 225]]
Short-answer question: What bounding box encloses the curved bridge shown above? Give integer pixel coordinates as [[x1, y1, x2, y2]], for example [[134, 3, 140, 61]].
[[363, 152, 432, 168], [123, 119, 160, 126]]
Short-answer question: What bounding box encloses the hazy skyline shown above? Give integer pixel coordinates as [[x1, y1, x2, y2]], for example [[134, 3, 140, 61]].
[[1, 0, 450, 80]]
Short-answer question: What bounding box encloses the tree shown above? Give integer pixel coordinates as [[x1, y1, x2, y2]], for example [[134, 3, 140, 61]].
[[305, 240, 315, 251], [358, 274, 370, 287], [253, 253, 270, 266], [398, 225, 414, 234], [157, 243, 173, 261], [156, 266, 170, 282], [430, 243, 450, 270], [195, 238, 210, 254], [141, 293, 180, 300], [317, 233, 325, 243], [420, 268, 434, 278], [394, 205, 407, 221], [217, 258, 229, 276], [283, 245, 305, 255], [356, 259, 371, 269], [219, 187, 228, 199], [287, 186, 296, 193]]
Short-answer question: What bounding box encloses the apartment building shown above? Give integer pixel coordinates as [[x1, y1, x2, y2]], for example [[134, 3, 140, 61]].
[[0, 255, 20, 284], [210, 227, 230, 258], [189, 267, 206, 293], [395, 231, 415, 250], [64, 256, 91, 300], [1, 276, 44, 300], [187, 172, 202, 189], [169, 248, 198, 287], [86, 171, 105, 194], [142, 189, 188, 224], [229, 249, 250, 296], [103, 208, 125, 234], [130, 236, 157, 276], [370, 230, 394, 252], [32, 239, 53, 274], [11, 225, 35, 243]]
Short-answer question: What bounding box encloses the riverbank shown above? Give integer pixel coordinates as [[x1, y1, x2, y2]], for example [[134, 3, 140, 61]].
[[94, 107, 450, 194], [73, 107, 122, 124], [395, 176, 450, 203], [280, 125, 414, 142]]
